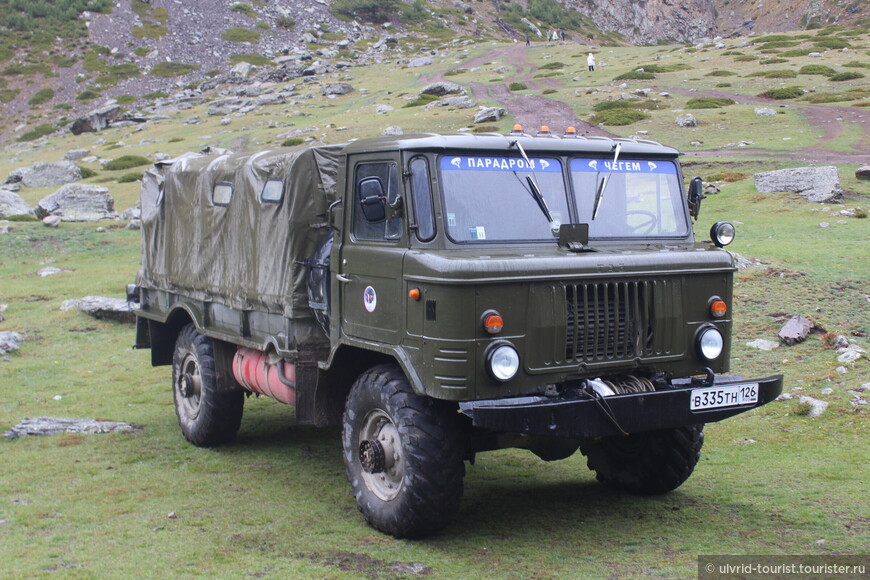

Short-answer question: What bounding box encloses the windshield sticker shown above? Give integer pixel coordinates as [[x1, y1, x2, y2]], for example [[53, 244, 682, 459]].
[[468, 226, 487, 240], [447, 213, 456, 227], [571, 158, 677, 174], [441, 156, 562, 173], [363, 286, 377, 313]]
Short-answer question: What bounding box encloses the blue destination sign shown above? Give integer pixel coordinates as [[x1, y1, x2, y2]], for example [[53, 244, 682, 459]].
[[570, 158, 677, 174], [441, 156, 562, 173]]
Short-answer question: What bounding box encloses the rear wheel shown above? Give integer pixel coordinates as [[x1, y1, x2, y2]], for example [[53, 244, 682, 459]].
[[172, 324, 243, 447], [342, 364, 465, 538], [580, 424, 704, 494]]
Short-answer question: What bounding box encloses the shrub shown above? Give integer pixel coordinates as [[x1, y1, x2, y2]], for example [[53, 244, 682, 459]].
[[76, 89, 100, 101], [542, 88, 557, 95], [229, 3, 256, 17], [734, 55, 759, 62], [229, 53, 273, 66], [222, 27, 261, 43], [760, 58, 789, 65], [444, 68, 467, 77], [151, 62, 199, 77], [759, 86, 804, 99], [103, 155, 151, 171], [779, 49, 812, 57], [613, 71, 655, 80], [330, 0, 402, 23], [28, 88, 54, 106], [276, 15, 295, 29], [758, 40, 799, 49], [118, 172, 144, 183], [799, 65, 836, 76], [116, 94, 137, 104], [706, 70, 736, 77], [636, 63, 691, 73], [403, 93, 439, 107], [842, 61, 870, 69], [830, 71, 865, 81], [78, 166, 98, 179], [715, 83, 732, 88], [134, 47, 150, 57], [17, 124, 55, 141], [143, 91, 169, 100], [592, 100, 633, 112], [472, 125, 500, 133], [747, 69, 798, 78], [814, 38, 850, 49], [281, 137, 305, 147], [539, 61, 566, 70], [509, 82, 528, 91], [804, 89, 870, 103], [706, 171, 747, 182], [685, 97, 735, 109], [590, 108, 649, 126], [753, 34, 793, 43], [168, 137, 184, 143]]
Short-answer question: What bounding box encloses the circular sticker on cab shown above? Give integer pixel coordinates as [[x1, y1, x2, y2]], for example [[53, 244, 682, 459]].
[[364, 286, 377, 312]]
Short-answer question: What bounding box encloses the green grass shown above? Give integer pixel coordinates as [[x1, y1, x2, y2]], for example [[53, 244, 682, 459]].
[[15, 123, 55, 142], [685, 97, 735, 109], [150, 62, 199, 78], [613, 70, 655, 80], [222, 27, 262, 43], [590, 108, 649, 125], [229, 53, 274, 67], [758, 86, 805, 99], [27, 88, 54, 106], [829, 71, 865, 82], [799, 64, 836, 76], [103, 155, 151, 171]]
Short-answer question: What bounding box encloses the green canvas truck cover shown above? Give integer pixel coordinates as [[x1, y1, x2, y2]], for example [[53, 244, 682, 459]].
[[137, 145, 342, 325]]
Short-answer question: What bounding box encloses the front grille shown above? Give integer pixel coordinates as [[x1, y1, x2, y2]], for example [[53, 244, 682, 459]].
[[565, 280, 662, 361]]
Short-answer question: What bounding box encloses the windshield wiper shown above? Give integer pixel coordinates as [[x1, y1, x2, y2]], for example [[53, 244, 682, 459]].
[[592, 142, 621, 220], [510, 140, 560, 236]]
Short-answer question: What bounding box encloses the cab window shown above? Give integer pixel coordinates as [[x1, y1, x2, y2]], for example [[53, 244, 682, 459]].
[[409, 157, 435, 241], [353, 162, 401, 241]]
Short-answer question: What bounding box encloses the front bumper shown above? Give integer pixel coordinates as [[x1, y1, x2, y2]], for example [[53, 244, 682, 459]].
[[458, 374, 783, 439]]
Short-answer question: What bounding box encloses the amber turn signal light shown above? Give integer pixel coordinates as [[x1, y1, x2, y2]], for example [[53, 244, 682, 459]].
[[483, 311, 504, 335], [709, 298, 727, 318], [408, 288, 421, 301]]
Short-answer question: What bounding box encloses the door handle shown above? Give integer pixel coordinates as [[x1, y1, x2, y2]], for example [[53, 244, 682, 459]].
[[336, 274, 351, 283]]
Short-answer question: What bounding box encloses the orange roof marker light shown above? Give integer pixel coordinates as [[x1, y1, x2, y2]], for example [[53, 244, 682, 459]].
[[564, 126, 578, 137], [509, 124, 524, 136], [537, 125, 551, 136]]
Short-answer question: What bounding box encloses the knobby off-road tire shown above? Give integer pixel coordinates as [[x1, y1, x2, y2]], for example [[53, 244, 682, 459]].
[[580, 424, 704, 494], [342, 364, 465, 538], [172, 324, 244, 447]]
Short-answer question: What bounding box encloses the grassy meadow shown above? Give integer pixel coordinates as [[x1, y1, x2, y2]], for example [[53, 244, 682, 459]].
[[1, 24, 869, 579]]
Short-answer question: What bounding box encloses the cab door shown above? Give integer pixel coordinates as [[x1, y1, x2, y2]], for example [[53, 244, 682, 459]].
[[338, 155, 406, 345]]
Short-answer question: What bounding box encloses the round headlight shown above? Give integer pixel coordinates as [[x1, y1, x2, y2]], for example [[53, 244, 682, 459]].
[[486, 343, 520, 382], [697, 327, 724, 361], [710, 221, 735, 247]]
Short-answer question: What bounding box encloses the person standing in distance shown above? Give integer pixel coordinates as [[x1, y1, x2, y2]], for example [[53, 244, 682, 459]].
[[587, 52, 596, 72]]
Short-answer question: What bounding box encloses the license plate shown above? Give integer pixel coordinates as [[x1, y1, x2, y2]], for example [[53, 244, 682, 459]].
[[690, 383, 759, 411]]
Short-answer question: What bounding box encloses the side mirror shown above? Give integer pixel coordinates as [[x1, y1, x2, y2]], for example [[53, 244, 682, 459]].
[[687, 176, 705, 220], [358, 177, 386, 222]]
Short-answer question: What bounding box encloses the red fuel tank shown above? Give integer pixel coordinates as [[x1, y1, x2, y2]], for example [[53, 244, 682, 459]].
[[232, 347, 296, 405]]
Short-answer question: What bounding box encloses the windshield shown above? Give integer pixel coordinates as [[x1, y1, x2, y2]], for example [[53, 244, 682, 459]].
[[570, 158, 689, 238], [439, 155, 569, 242]]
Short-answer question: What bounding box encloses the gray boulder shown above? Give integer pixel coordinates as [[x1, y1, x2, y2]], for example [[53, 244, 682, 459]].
[[425, 96, 476, 110], [778, 315, 815, 345], [473, 107, 506, 124], [382, 126, 404, 136], [0, 189, 31, 218], [0, 330, 23, 355], [42, 215, 61, 227], [407, 57, 433, 67], [4, 417, 142, 438], [60, 296, 138, 323], [676, 114, 698, 127], [754, 166, 843, 203], [420, 81, 464, 97], [754, 107, 777, 117], [64, 149, 91, 161], [856, 166, 870, 181], [34, 184, 118, 222], [6, 161, 82, 188], [322, 82, 353, 96], [70, 104, 122, 135]]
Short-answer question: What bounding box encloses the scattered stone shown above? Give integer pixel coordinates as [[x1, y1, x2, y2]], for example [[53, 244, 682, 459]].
[[34, 184, 118, 222], [754, 166, 844, 203], [828, 335, 849, 349], [819, 222, 830, 228], [0, 189, 32, 218], [473, 106, 506, 124], [856, 166, 870, 181], [776, 392, 795, 401], [747, 338, 779, 351], [6, 161, 82, 188], [755, 107, 777, 117], [0, 303, 6, 323], [70, 104, 122, 135], [126, 219, 142, 230], [837, 344, 865, 363], [778, 315, 815, 345], [60, 296, 138, 323], [36, 266, 73, 277], [798, 395, 828, 417], [739, 438, 757, 445], [407, 57, 433, 68], [381, 126, 404, 137], [835, 366, 848, 374], [820, 388, 834, 395], [64, 149, 91, 161], [703, 183, 720, 195], [0, 331, 23, 355], [3, 417, 143, 439], [322, 82, 353, 96], [425, 96, 476, 110], [851, 396, 868, 407], [676, 114, 697, 127], [375, 104, 394, 113], [42, 215, 61, 227], [419, 81, 463, 97]]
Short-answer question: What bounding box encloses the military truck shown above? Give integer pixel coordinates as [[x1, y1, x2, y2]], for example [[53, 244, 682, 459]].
[[129, 131, 782, 538]]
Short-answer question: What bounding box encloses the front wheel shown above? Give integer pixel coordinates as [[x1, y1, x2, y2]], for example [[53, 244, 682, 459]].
[[580, 424, 704, 494], [172, 324, 244, 447], [342, 364, 465, 538]]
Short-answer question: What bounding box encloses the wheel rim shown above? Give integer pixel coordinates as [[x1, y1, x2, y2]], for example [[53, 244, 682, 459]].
[[176, 352, 202, 419], [359, 409, 404, 501]]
